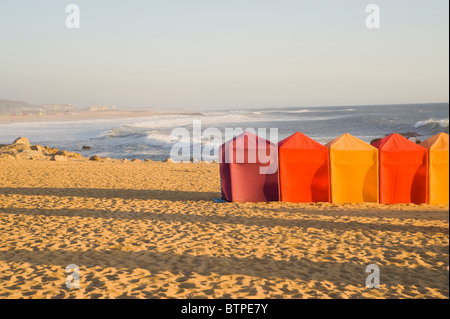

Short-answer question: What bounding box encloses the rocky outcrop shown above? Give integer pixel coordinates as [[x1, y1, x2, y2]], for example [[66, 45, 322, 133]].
[[13, 137, 31, 146], [55, 150, 82, 159], [0, 137, 87, 162], [42, 146, 59, 155], [15, 150, 47, 160], [0, 143, 31, 154], [30, 145, 44, 152]]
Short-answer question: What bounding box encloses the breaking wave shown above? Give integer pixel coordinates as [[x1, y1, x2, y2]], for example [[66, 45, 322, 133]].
[[413, 118, 449, 129]]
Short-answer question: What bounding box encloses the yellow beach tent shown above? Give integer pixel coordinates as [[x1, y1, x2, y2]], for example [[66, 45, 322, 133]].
[[420, 133, 449, 205], [326, 133, 379, 203]]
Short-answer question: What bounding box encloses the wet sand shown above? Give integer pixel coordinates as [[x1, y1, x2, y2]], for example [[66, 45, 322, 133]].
[[0, 160, 448, 299]]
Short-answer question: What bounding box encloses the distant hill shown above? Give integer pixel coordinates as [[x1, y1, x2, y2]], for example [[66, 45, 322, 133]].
[[0, 99, 36, 113]]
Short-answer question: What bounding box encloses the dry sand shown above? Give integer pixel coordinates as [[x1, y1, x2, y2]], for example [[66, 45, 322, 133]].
[[0, 160, 448, 299]]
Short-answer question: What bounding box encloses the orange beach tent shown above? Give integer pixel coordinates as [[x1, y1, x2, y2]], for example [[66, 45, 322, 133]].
[[372, 134, 428, 204], [278, 132, 330, 202], [326, 133, 379, 203], [420, 133, 449, 205], [219, 131, 279, 202]]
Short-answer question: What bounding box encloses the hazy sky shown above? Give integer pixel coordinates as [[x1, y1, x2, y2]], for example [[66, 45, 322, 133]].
[[0, 0, 448, 110]]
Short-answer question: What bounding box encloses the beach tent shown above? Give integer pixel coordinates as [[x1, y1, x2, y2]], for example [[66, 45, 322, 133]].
[[372, 133, 428, 204], [326, 133, 379, 203], [219, 131, 279, 202], [420, 133, 449, 205], [278, 132, 330, 202]]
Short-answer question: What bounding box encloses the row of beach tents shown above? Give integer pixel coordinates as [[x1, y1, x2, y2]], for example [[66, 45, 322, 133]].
[[219, 132, 449, 204]]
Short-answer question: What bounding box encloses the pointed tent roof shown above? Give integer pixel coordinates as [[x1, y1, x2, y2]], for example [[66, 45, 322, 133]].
[[278, 132, 327, 150], [420, 132, 449, 151], [372, 133, 427, 152], [223, 131, 274, 150], [221, 131, 277, 163], [325, 133, 376, 151]]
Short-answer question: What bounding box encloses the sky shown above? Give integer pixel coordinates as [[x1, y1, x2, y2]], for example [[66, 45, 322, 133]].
[[0, 0, 448, 110]]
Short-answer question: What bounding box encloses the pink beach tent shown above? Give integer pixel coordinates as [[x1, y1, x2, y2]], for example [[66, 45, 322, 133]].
[[219, 131, 279, 202]]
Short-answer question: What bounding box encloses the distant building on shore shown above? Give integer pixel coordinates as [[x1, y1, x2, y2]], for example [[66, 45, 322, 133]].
[[42, 104, 76, 114], [88, 105, 118, 112]]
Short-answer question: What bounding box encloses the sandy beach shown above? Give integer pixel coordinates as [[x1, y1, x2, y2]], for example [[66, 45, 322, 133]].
[[0, 159, 448, 299], [1, 0, 448, 303]]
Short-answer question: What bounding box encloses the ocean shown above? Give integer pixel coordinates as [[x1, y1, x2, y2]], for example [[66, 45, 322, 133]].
[[0, 103, 448, 161]]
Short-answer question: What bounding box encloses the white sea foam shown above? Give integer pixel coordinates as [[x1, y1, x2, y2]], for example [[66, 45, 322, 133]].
[[413, 118, 449, 129], [1, 104, 447, 161]]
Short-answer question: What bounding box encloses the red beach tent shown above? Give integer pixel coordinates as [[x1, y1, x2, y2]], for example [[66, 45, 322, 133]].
[[372, 133, 428, 204], [278, 132, 330, 203], [219, 131, 279, 202]]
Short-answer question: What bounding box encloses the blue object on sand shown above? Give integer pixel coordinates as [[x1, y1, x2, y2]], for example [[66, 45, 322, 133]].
[[213, 198, 227, 203]]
